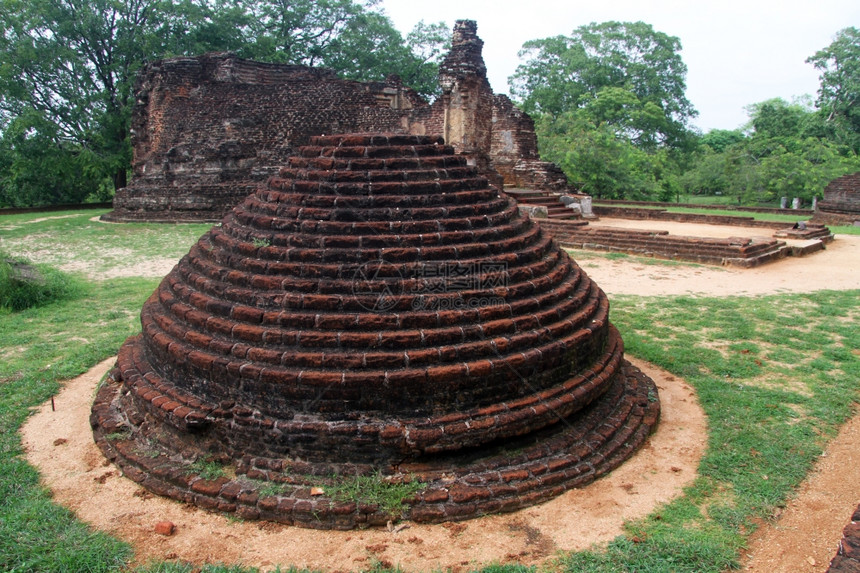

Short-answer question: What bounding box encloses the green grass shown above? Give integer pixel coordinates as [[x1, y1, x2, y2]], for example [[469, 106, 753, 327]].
[[0, 276, 157, 572], [187, 459, 229, 481], [326, 473, 426, 517], [0, 253, 84, 311], [1, 209, 859, 572], [0, 209, 211, 277], [564, 247, 711, 268]]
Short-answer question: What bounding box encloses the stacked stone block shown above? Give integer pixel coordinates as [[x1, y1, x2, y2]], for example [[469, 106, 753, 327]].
[[92, 133, 659, 528]]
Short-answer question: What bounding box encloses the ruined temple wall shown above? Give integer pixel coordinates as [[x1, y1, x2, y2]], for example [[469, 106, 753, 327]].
[[814, 171, 860, 224], [821, 171, 860, 205], [491, 94, 538, 186], [109, 53, 429, 221], [105, 21, 577, 222]]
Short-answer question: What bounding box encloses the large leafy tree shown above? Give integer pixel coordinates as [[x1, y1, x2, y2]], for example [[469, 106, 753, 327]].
[[510, 20, 697, 150], [0, 0, 447, 207], [510, 21, 696, 199], [0, 0, 165, 199], [163, 0, 447, 97], [682, 98, 860, 204], [807, 26, 860, 153]]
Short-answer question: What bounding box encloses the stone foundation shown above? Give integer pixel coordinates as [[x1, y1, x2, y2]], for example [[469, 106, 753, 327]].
[[538, 219, 794, 267]]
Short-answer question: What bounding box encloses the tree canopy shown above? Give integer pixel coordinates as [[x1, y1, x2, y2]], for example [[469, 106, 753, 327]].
[[510, 21, 697, 150], [512, 21, 860, 204], [509, 21, 696, 199], [807, 26, 860, 153], [681, 97, 860, 204], [0, 0, 448, 207]]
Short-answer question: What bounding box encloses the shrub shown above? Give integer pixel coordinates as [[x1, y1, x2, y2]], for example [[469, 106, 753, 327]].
[[0, 253, 82, 311]]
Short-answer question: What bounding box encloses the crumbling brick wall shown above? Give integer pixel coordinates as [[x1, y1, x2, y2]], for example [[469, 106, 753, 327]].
[[105, 54, 429, 222], [103, 21, 575, 223]]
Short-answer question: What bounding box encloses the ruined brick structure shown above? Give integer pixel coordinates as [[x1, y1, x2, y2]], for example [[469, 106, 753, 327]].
[[103, 56, 430, 222], [828, 504, 860, 573], [91, 133, 659, 528], [103, 20, 572, 223], [815, 171, 860, 225]]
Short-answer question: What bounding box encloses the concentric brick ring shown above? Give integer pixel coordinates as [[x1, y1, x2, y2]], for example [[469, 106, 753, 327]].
[[92, 133, 659, 528]]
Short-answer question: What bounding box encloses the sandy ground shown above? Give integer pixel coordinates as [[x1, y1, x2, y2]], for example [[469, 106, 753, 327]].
[[22, 358, 704, 572], [579, 218, 860, 297], [741, 413, 860, 572], [17, 218, 860, 571]]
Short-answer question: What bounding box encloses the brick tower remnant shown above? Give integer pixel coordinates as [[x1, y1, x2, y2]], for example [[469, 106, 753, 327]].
[[91, 133, 660, 529], [814, 171, 860, 225], [102, 20, 581, 223], [437, 21, 494, 171]]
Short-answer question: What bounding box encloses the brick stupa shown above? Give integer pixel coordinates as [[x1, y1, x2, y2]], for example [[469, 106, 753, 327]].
[[91, 133, 660, 529]]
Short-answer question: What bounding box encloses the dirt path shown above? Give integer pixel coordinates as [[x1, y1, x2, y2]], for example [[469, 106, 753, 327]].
[[741, 413, 860, 572], [18, 220, 860, 571]]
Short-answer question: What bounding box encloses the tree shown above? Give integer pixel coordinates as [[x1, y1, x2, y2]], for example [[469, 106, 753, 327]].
[[510, 20, 697, 150], [700, 129, 746, 153], [681, 99, 860, 204], [0, 0, 447, 206], [0, 0, 164, 196], [321, 17, 449, 98], [511, 21, 696, 199], [807, 27, 860, 152], [536, 111, 673, 200], [181, 0, 447, 97]]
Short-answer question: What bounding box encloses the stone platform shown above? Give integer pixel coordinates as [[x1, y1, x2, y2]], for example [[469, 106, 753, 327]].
[[536, 219, 793, 267], [828, 504, 860, 572]]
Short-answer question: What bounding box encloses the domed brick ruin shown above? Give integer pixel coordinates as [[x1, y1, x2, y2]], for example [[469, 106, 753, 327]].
[[91, 133, 659, 529]]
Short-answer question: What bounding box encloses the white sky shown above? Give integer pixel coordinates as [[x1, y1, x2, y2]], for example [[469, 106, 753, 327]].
[[378, 0, 859, 133]]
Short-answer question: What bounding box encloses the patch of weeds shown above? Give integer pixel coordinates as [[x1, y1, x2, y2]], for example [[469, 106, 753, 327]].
[[132, 441, 162, 459], [326, 473, 425, 517], [603, 251, 629, 260], [105, 430, 132, 441], [256, 480, 287, 498], [478, 564, 534, 573], [251, 238, 271, 248], [187, 459, 228, 481]]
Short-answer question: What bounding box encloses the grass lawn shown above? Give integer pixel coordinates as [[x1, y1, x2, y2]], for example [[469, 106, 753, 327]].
[[1, 209, 858, 572]]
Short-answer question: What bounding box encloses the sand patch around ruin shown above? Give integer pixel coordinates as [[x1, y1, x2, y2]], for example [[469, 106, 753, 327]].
[[575, 220, 860, 297], [22, 357, 704, 572]]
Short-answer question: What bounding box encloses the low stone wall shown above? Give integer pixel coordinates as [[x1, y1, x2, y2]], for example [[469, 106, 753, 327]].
[[538, 219, 791, 268], [595, 199, 814, 216], [592, 206, 792, 229]]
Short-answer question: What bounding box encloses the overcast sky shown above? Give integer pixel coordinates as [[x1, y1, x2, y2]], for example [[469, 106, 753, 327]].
[[379, 0, 859, 133]]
